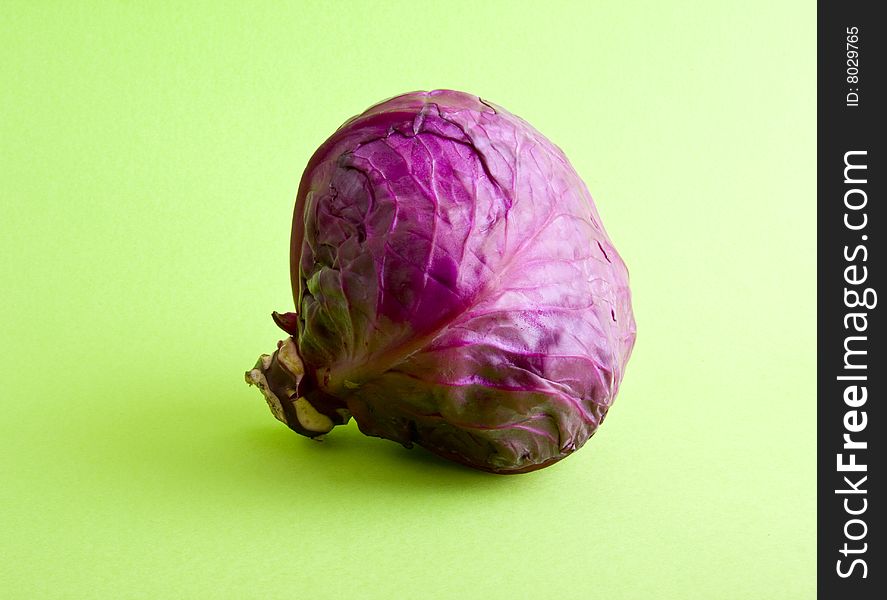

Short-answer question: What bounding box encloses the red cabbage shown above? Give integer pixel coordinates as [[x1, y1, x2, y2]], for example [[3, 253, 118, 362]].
[[246, 90, 636, 473]]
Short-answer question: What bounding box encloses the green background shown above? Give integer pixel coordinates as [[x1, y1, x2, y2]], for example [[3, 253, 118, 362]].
[[1, 1, 815, 598]]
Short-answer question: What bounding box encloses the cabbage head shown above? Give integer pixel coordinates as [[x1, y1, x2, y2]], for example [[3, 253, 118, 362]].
[[246, 90, 636, 473]]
